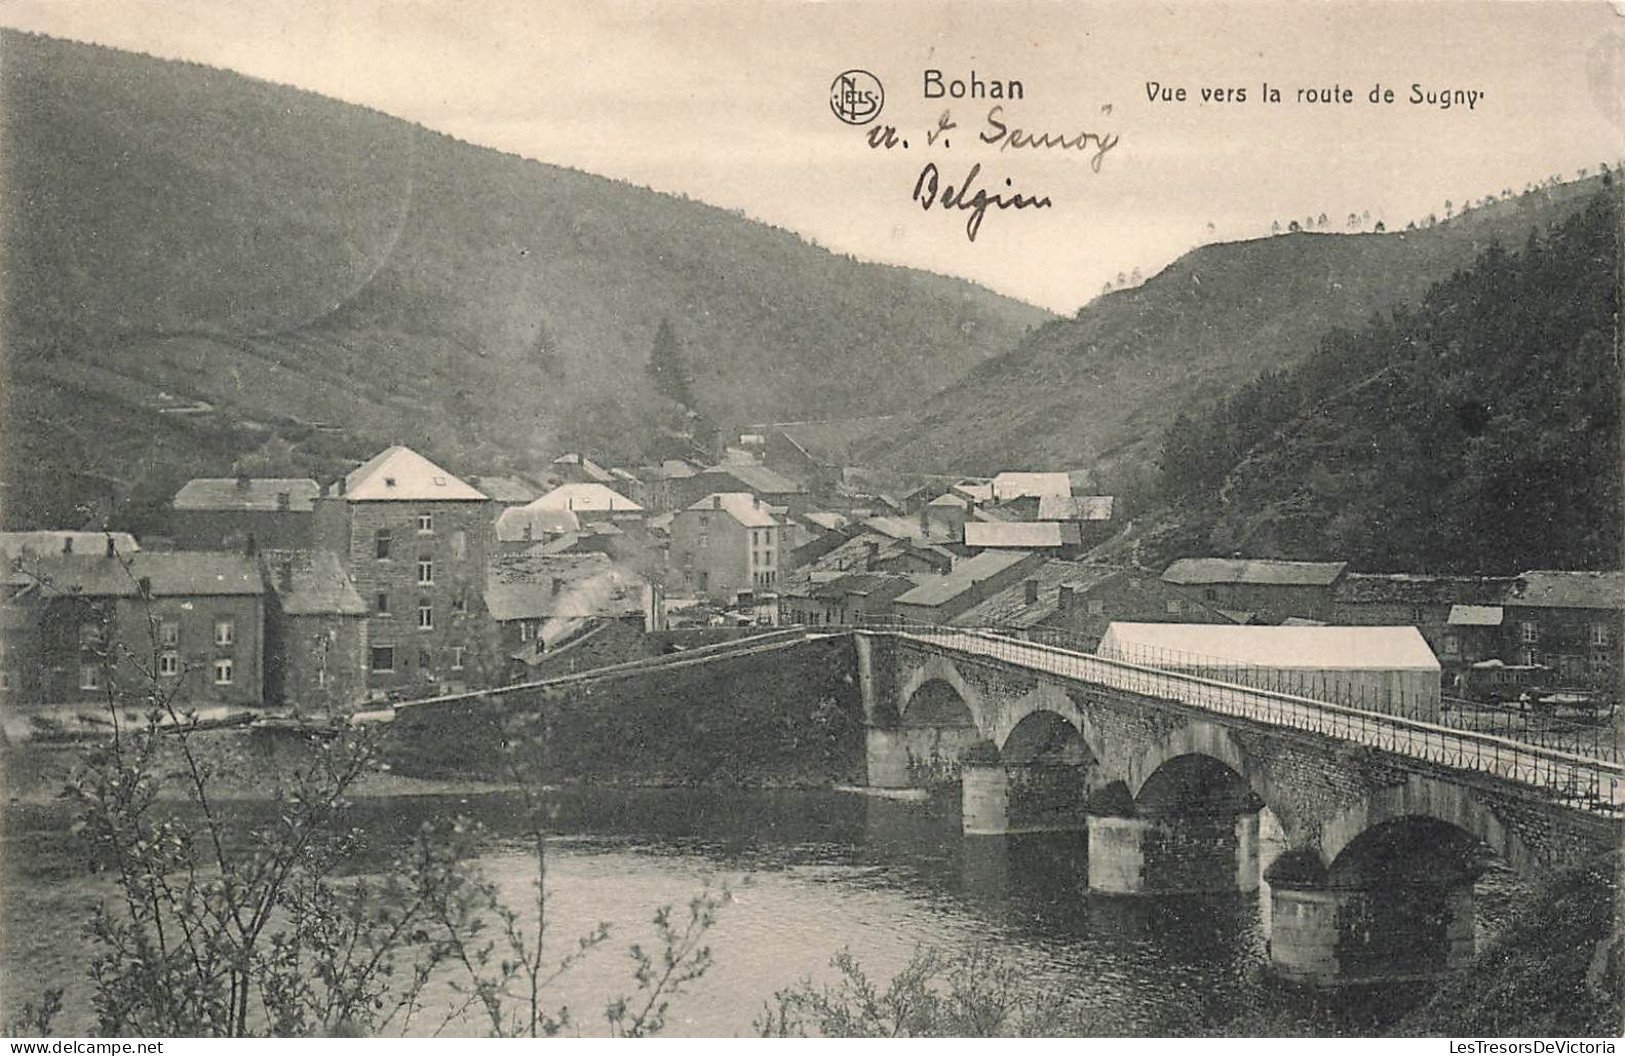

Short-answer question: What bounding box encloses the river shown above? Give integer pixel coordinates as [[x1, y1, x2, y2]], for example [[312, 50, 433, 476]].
[[3, 785, 1524, 1036]]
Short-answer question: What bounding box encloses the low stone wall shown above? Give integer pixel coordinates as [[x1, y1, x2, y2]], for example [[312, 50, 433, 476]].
[[386, 635, 866, 787]]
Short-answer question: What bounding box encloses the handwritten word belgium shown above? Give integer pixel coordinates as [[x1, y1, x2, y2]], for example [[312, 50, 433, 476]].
[[1145, 82, 1484, 110]]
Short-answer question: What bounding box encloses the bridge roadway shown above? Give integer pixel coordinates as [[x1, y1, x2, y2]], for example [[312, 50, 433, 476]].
[[876, 624, 1624, 815]]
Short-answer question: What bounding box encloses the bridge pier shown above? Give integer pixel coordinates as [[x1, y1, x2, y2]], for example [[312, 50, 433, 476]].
[[961, 762, 1092, 836], [1086, 810, 1261, 895], [1268, 876, 1476, 986], [865, 725, 988, 789]]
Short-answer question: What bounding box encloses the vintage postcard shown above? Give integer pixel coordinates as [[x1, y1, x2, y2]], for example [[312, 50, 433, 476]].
[[0, 0, 1620, 1042]]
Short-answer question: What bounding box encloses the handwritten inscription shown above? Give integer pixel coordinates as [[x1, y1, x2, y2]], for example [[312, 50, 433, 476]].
[[911, 162, 1053, 243]]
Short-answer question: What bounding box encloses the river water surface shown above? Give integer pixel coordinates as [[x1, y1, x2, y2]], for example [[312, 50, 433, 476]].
[[5, 785, 1523, 1036]]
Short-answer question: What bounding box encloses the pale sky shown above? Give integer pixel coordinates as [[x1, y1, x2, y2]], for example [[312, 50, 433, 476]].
[[2, 0, 1621, 312]]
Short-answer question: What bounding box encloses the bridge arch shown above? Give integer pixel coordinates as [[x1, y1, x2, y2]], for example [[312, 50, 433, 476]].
[[1318, 775, 1537, 875], [1128, 721, 1274, 809], [999, 709, 1097, 767], [985, 682, 1107, 762], [898, 656, 984, 728]]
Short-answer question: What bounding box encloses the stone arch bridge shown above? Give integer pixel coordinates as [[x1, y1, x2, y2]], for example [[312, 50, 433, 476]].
[[855, 628, 1622, 987]]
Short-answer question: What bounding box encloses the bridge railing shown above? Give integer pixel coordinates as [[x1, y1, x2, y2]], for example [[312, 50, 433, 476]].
[[855, 615, 1623, 817]]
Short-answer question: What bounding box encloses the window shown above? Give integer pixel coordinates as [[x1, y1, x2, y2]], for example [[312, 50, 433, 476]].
[[214, 620, 235, 647], [1520, 620, 1539, 643], [418, 557, 434, 586], [452, 530, 467, 560], [1165, 599, 1182, 614], [1590, 623, 1614, 648], [418, 602, 434, 630], [1411, 607, 1426, 624], [419, 648, 432, 671], [451, 646, 466, 670], [377, 592, 391, 616], [1442, 635, 1460, 657], [78, 623, 102, 648], [160, 620, 179, 647], [519, 621, 535, 642], [213, 658, 234, 686], [376, 529, 393, 560], [1204, 588, 1218, 601], [159, 651, 180, 677], [79, 664, 102, 691], [371, 646, 396, 673], [1087, 599, 1105, 616], [418, 512, 434, 533]]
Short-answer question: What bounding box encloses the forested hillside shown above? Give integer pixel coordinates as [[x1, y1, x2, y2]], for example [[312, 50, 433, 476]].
[[1153, 185, 1621, 574], [0, 30, 1046, 529], [864, 178, 1609, 478]]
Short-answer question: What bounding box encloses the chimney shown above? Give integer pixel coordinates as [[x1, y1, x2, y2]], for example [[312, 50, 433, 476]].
[[1058, 585, 1075, 613], [62, 537, 73, 555], [245, 533, 258, 557], [551, 576, 564, 596], [753, 494, 761, 509], [278, 558, 294, 595], [320, 480, 330, 497], [138, 576, 152, 597], [236, 472, 251, 490], [712, 495, 722, 510], [276, 491, 291, 511], [105, 536, 116, 558], [864, 539, 880, 569], [336, 476, 346, 496], [919, 505, 930, 535], [1024, 578, 1039, 605]]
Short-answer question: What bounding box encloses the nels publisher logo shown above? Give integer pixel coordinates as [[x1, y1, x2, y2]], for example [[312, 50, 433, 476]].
[[829, 69, 884, 125]]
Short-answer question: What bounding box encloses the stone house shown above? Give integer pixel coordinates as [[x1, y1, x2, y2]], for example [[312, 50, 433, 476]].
[[3, 545, 265, 718], [1161, 558, 1348, 624], [260, 549, 369, 714], [314, 446, 494, 698], [1500, 570, 1625, 687], [668, 493, 782, 603], [171, 476, 321, 550], [953, 561, 1238, 649]]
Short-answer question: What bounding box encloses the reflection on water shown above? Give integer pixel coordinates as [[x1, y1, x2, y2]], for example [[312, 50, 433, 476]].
[[4, 786, 1518, 1036], [324, 788, 1503, 1036]]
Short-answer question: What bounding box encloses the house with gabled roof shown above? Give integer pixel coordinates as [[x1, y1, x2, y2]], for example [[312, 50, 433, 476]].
[[314, 446, 493, 697], [172, 476, 321, 550], [669, 493, 783, 603], [1161, 557, 1348, 624], [3, 548, 266, 720]]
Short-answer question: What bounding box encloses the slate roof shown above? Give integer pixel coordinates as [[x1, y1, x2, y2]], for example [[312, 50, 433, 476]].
[[485, 552, 637, 621], [953, 562, 1128, 628], [805, 511, 850, 531], [341, 447, 486, 502], [1037, 495, 1115, 522], [551, 453, 615, 484], [1449, 605, 1504, 626], [495, 506, 581, 542], [528, 483, 643, 513], [10, 552, 264, 597], [700, 463, 805, 495], [0, 532, 139, 562], [174, 478, 320, 512], [686, 493, 777, 528], [1508, 571, 1625, 610], [468, 475, 542, 504], [261, 550, 366, 615], [991, 472, 1071, 502], [864, 515, 955, 546], [1162, 558, 1348, 587], [894, 550, 1036, 609], [1334, 573, 1516, 605], [964, 521, 1081, 549]]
